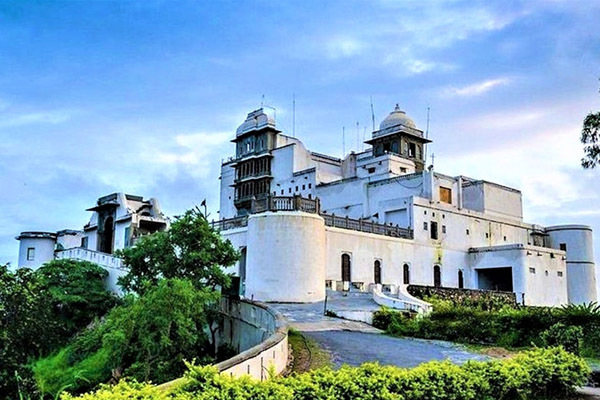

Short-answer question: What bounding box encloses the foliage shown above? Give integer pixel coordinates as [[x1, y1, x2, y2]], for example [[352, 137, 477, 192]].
[[408, 286, 517, 311], [1, 260, 117, 398], [374, 302, 600, 357], [581, 96, 600, 168], [541, 323, 584, 355], [63, 347, 589, 400], [33, 279, 218, 397], [36, 259, 120, 335], [116, 208, 239, 295]]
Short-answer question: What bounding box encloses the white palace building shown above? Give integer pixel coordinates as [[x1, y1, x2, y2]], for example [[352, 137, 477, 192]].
[[216, 105, 597, 307], [16, 105, 597, 309]]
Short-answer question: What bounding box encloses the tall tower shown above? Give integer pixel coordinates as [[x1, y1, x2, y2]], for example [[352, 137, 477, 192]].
[[364, 104, 431, 172], [231, 109, 280, 215]]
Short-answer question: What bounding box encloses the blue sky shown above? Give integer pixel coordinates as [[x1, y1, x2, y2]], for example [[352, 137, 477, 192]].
[[1, 0, 600, 272]]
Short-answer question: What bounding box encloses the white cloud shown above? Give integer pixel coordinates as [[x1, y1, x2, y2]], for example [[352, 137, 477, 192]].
[[325, 37, 364, 59], [444, 78, 512, 97], [0, 110, 71, 127]]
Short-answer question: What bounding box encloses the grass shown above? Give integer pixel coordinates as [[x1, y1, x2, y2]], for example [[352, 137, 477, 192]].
[[287, 329, 331, 374]]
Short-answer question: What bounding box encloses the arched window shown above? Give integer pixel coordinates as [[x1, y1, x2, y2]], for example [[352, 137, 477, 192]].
[[374, 260, 382, 285], [458, 270, 464, 289], [403, 264, 410, 285], [341, 254, 351, 282], [434, 265, 441, 287]]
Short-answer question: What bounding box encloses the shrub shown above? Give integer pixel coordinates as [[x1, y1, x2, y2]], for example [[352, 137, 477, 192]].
[[34, 278, 218, 397], [541, 323, 584, 355], [63, 347, 589, 400]]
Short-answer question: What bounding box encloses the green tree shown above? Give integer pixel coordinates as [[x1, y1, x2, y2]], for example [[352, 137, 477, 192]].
[[116, 208, 239, 295], [33, 279, 217, 396], [581, 81, 600, 168], [36, 259, 119, 334]]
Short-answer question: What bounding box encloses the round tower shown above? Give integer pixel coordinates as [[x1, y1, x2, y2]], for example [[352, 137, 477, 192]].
[[546, 225, 597, 304], [15, 231, 57, 269], [245, 211, 326, 302]]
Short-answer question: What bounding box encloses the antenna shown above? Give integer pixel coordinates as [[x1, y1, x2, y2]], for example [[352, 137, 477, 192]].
[[424, 106, 431, 165], [292, 93, 296, 138], [261, 94, 265, 108], [356, 121, 359, 153], [342, 126, 346, 157], [370, 96, 375, 131], [363, 127, 366, 151]]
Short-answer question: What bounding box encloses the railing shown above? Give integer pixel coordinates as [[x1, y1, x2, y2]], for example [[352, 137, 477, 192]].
[[211, 216, 249, 231], [55, 247, 126, 270], [322, 214, 413, 239], [215, 196, 413, 240]]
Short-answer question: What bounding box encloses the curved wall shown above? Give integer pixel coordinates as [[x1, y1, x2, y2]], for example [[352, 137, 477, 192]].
[[17, 234, 56, 269], [245, 211, 326, 302], [546, 225, 597, 304]]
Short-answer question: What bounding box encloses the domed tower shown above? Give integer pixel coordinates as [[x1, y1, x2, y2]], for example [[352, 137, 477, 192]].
[[546, 225, 597, 304], [364, 104, 431, 171]]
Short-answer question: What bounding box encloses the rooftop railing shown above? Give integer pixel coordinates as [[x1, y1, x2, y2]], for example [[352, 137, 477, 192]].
[[214, 195, 413, 240]]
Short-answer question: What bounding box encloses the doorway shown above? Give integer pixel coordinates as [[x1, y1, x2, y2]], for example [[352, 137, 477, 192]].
[[341, 254, 351, 282]]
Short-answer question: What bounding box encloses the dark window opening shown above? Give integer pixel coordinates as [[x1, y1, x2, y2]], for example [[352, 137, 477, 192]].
[[408, 143, 416, 157], [374, 260, 382, 285], [423, 222, 428, 231], [430, 221, 439, 240], [403, 264, 410, 285], [477, 267, 513, 291], [26, 247, 35, 261], [442, 225, 447, 234], [559, 243, 567, 251], [433, 265, 442, 287], [458, 270, 464, 289], [368, 167, 376, 174], [466, 229, 470, 235], [341, 254, 351, 282]]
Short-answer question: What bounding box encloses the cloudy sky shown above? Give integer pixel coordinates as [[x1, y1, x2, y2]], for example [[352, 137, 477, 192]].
[[1, 1, 600, 273]]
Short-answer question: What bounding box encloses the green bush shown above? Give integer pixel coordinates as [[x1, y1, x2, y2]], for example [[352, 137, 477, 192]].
[[541, 323, 584, 355], [374, 302, 600, 356], [34, 278, 218, 397], [62, 347, 589, 400]]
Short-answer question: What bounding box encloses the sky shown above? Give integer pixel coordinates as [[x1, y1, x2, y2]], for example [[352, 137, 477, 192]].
[[1, 1, 600, 277]]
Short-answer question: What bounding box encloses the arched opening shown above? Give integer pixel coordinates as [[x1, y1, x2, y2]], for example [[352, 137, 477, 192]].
[[341, 254, 351, 282], [100, 216, 114, 254], [433, 265, 441, 287], [403, 264, 410, 285], [458, 269, 464, 289], [374, 260, 382, 285]]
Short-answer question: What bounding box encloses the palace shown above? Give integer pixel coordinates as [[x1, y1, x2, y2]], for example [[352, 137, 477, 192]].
[[216, 105, 597, 307], [15, 105, 597, 308]]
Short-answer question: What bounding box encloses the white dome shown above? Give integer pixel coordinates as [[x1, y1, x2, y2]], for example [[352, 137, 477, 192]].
[[236, 109, 276, 135], [379, 104, 416, 130]]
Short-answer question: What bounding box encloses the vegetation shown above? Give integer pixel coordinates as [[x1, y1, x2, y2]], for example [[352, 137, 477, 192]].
[[116, 208, 239, 295], [287, 329, 331, 374], [62, 347, 589, 400], [33, 278, 218, 397], [373, 302, 600, 358], [0, 261, 117, 398], [581, 80, 600, 168]]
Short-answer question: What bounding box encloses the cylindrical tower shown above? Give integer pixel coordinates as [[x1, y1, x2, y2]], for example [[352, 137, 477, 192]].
[[245, 211, 326, 302], [16, 231, 57, 269], [546, 225, 597, 304]]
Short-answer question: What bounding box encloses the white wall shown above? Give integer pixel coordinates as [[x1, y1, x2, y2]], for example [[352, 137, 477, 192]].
[[17, 237, 56, 269]]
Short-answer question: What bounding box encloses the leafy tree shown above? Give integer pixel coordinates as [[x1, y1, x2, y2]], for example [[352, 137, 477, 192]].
[[36, 259, 119, 334], [581, 81, 600, 168], [117, 208, 239, 295], [33, 279, 218, 396]]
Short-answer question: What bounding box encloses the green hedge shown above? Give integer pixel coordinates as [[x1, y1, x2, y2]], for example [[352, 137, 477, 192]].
[[62, 347, 588, 400], [373, 303, 600, 357]]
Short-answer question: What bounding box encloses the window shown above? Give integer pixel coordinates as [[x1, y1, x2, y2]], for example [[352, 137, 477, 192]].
[[442, 225, 447, 234], [559, 243, 567, 251], [308, 183, 312, 189], [308, 194, 312, 199], [81, 237, 88, 249], [408, 143, 416, 157], [433, 265, 441, 287], [374, 260, 382, 285], [400, 167, 407, 173], [26, 247, 35, 261], [503, 236, 507, 241], [466, 229, 470, 235], [430, 221, 439, 240], [485, 232, 489, 239], [529, 267, 536, 274], [423, 222, 428, 231], [545, 270, 549, 276], [341, 254, 351, 282], [368, 167, 376, 174], [124, 226, 131, 248], [557, 271, 563, 277], [403, 264, 410, 284], [458, 270, 464, 289], [289, 188, 291, 193], [295, 186, 298, 192], [439, 187, 452, 204], [281, 189, 284, 195], [302, 184, 306, 190]]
